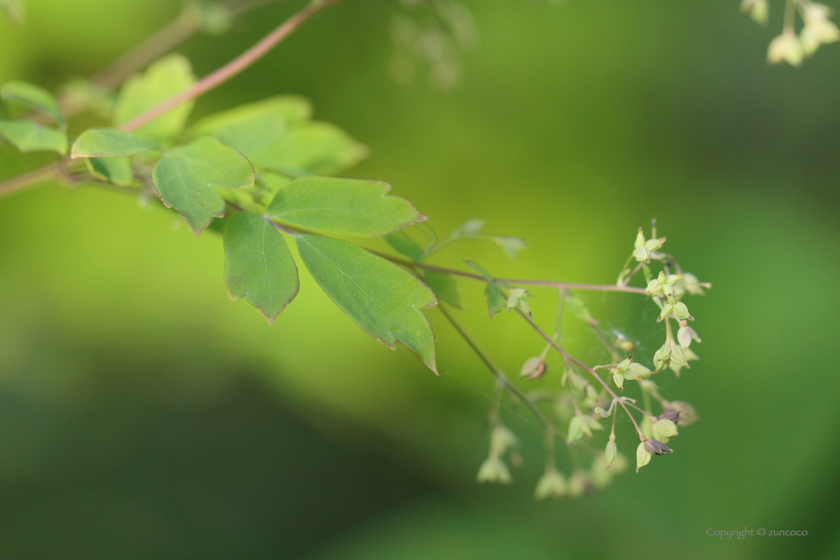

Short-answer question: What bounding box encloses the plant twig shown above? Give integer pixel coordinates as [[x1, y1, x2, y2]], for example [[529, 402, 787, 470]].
[[436, 302, 552, 432], [367, 251, 648, 295], [120, 0, 344, 132], [0, 163, 60, 198]]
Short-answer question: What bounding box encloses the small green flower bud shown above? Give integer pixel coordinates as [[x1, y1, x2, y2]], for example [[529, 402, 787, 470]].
[[669, 401, 698, 426], [679, 273, 707, 296], [534, 469, 568, 500], [677, 326, 701, 349], [651, 418, 678, 443], [605, 439, 617, 468], [633, 228, 649, 263], [670, 345, 689, 369], [616, 356, 632, 373], [455, 219, 484, 237], [567, 415, 584, 443], [506, 288, 529, 312], [611, 451, 629, 474], [672, 301, 694, 321], [741, 0, 769, 25], [568, 471, 590, 498], [643, 438, 673, 455], [657, 301, 674, 322], [589, 454, 614, 490], [646, 271, 680, 297], [490, 425, 518, 457], [581, 414, 604, 433], [497, 236, 527, 259], [653, 344, 671, 371], [636, 441, 651, 473], [519, 356, 547, 379], [626, 362, 652, 380], [613, 372, 625, 391], [584, 384, 598, 406], [767, 30, 804, 66], [477, 457, 512, 484]]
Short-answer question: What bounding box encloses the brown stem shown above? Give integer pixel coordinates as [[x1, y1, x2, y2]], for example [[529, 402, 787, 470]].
[[120, 0, 344, 132], [367, 251, 648, 295], [0, 163, 60, 198]]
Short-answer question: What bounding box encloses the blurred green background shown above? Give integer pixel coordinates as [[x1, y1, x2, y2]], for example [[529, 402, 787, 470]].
[[1, 0, 839, 558]]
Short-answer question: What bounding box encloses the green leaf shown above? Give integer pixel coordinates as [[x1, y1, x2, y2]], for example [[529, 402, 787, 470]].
[[223, 212, 299, 323], [114, 54, 196, 140], [422, 270, 462, 309], [188, 97, 363, 175], [189, 95, 311, 142], [296, 234, 437, 373], [152, 136, 255, 234], [0, 0, 25, 24], [85, 157, 132, 186], [265, 176, 425, 237], [484, 283, 506, 317], [384, 231, 425, 261], [464, 260, 493, 281], [262, 122, 367, 175], [465, 261, 506, 317], [0, 120, 66, 154], [0, 81, 63, 127], [71, 128, 160, 158]]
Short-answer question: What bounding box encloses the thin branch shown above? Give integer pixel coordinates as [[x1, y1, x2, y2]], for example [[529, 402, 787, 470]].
[[0, 163, 60, 198], [121, 0, 344, 132], [436, 302, 552, 433], [368, 251, 648, 295]]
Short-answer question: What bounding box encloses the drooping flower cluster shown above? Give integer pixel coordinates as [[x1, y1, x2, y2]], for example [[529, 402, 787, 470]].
[[743, 0, 840, 66], [474, 222, 710, 496]]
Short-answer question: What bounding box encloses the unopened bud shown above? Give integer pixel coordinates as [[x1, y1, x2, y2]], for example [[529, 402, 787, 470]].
[[643, 438, 673, 455]]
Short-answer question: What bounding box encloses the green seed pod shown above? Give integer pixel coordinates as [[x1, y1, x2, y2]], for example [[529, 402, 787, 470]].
[[636, 442, 651, 472], [605, 439, 617, 468]]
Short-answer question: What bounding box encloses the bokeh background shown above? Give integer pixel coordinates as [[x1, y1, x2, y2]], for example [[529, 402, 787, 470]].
[[1, 0, 839, 558]]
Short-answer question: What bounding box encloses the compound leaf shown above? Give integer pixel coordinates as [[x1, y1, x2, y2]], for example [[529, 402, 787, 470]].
[[296, 234, 437, 373], [71, 128, 160, 158], [266, 176, 425, 237], [0, 120, 66, 154], [264, 121, 367, 175], [223, 211, 299, 323], [189, 95, 311, 142], [114, 54, 195, 140], [152, 136, 254, 234], [0, 80, 63, 126]]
